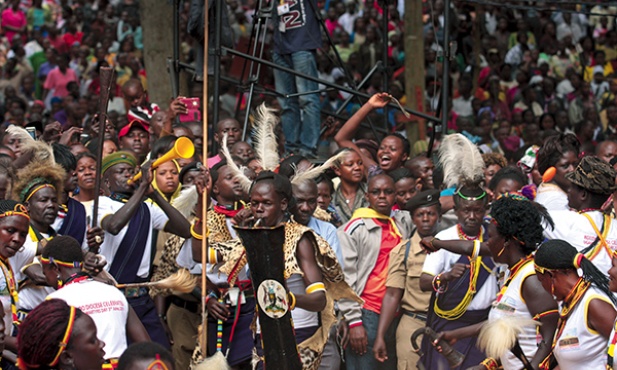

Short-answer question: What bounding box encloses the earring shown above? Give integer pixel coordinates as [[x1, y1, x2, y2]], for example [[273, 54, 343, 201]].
[[57, 276, 63, 289]]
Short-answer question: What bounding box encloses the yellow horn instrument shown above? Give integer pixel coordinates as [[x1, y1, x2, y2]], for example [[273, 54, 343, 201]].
[[127, 136, 195, 185]]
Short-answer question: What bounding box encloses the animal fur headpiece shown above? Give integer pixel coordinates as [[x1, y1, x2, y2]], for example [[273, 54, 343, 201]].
[[13, 159, 65, 203], [6, 125, 54, 165]]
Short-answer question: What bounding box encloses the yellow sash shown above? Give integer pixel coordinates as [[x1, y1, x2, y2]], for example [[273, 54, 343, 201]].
[[350, 208, 401, 238]]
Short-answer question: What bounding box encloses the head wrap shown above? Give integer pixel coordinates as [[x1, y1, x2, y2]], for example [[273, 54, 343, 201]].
[[20, 178, 56, 203], [101, 151, 137, 176], [0, 200, 29, 221], [565, 156, 617, 195]]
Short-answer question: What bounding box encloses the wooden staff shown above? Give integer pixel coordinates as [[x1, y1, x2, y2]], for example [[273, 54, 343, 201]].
[[201, 0, 210, 356], [92, 66, 114, 229]]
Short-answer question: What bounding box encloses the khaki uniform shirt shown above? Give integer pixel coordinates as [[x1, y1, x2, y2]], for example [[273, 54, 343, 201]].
[[385, 232, 431, 313]]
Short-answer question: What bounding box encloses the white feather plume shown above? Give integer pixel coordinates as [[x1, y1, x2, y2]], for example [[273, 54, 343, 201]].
[[438, 133, 485, 188], [291, 150, 347, 186], [193, 351, 230, 370], [478, 316, 539, 359], [6, 125, 54, 165], [171, 185, 198, 219], [220, 133, 252, 194], [252, 103, 280, 171]]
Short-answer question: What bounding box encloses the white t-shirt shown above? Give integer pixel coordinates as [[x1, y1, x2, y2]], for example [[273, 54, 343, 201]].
[[536, 183, 569, 211], [48, 279, 130, 359], [422, 225, 498, 311], [97, 196, 169, 278], [11, 230, 54, 311], [544, 210, 616, 275]]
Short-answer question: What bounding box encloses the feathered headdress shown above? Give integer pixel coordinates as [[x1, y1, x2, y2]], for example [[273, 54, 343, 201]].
[[220, 133, 252, 194], [252, 103, 280, 171], [290, 150, 347, 187], [438, 133, 485, 189], [6, 125, 54, 166]]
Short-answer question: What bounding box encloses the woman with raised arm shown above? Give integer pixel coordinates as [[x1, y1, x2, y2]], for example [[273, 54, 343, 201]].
[[423, 194, 559, 370], [334, 92, 409, 178]]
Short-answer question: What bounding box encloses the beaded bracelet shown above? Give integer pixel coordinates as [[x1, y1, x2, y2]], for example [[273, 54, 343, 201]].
[[432, 273, 447, 293], [472, 240, 481, 259]]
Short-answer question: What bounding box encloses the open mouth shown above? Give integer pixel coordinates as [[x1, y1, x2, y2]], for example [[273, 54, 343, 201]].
[[380, 155, 392, 167]]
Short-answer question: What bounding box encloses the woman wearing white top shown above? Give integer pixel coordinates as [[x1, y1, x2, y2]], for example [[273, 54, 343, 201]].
[[534, 239, 617, 370], [534, 133, 579, 211], [424, 194, 559, 370]]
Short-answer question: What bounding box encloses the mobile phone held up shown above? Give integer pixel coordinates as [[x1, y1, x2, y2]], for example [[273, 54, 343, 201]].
[[26, 127, 36, 140], [178, 97, 201, 123]]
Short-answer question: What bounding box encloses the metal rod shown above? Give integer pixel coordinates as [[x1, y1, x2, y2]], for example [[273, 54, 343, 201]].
[[286, 88, 333, 98], [382, 2, 389, 132], [222, 46, 441, 124], [241, 0, 274, 140], [212, 0, 223, 128], [171, 0, 179, 98], [441, 0, 451, 134], [334, 61, 382, 116], [305, 0, 358, 90]]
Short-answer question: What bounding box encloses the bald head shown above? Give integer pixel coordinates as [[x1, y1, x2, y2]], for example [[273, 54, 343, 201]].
[[405, 156, 435, 189], [596, 140, 617, 165]]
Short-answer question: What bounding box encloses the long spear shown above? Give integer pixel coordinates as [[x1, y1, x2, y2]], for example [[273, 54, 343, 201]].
[[201, 0, 210, 356], [91, 67, 114, 233]]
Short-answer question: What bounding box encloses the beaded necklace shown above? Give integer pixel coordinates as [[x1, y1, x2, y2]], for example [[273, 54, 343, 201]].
[[434, 225, 486, 320], [495, 254, 534, 303], [539, 278, 590, 370], [457, 224, 483, 240]]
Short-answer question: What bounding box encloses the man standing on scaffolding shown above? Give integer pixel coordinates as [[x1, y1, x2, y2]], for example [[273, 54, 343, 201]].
[[272, 0, 322, 158]]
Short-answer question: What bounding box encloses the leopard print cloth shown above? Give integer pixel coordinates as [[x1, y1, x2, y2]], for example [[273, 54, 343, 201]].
[[149, 211, 232, 297], [191, 221, 361, 370]]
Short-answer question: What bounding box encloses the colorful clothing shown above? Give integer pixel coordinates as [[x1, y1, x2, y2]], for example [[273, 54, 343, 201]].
[[204, 222, 360, 370]]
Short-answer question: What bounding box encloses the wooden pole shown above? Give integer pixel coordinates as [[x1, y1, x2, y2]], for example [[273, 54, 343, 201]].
[[404, 0, 426, 146], [201, 0, 209, 356], [91, 66, 114, 230]]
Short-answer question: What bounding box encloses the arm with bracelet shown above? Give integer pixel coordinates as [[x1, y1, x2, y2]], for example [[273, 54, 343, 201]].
[[292, 235, 327, 312], [422, 237, 491, 258]]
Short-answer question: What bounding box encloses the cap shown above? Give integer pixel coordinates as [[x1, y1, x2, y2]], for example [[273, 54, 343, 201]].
[[405, 189, 441, 213], [565, 156, 617, 195], [118, 120, 149, 139], [179, 161, 202, 184], [101, 151, 137, 175]]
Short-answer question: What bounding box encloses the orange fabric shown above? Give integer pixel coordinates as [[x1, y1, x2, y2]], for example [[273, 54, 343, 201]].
[[360, 219, 401, 314]]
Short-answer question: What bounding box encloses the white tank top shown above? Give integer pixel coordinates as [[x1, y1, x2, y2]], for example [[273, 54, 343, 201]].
[[553, 286, 614, 370], [488, 261, 538, 370]]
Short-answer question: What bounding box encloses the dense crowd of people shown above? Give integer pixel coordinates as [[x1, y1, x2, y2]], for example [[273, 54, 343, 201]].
[[2, 0, 617, 370]]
